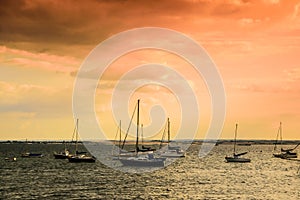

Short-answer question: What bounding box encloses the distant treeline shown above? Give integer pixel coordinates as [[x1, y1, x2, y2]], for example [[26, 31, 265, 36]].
[[0, 139, 299, 145], [0, 140, 81, 144]]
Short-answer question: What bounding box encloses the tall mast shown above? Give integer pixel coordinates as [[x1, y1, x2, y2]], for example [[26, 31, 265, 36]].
[[75, 119, 79, 154], [141, 124, 144, 145], [119, 120, 122, 149], [136, 99, 140, 152], [280, 122, 283, 147], [233, 123, 238, 155], [167, 118, 170, 145]]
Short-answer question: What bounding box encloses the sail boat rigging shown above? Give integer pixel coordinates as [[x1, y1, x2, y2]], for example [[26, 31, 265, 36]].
[[67, 119, 96, 163], [53, 121, 77, 159], [119, 100, 155, 155], [225, 123, 251, 163], [139, 124, 156, 152], [21, 139, 44, 158], [119, 99, 165, 167], [158, 118, 185, 158], [53, 142, 70, 159], [273, 122, 298, 159]]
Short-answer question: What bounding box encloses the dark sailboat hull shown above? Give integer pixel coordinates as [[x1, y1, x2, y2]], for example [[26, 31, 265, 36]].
[[68, 156, 96, 163], [225, 156, 251, 163], [53, 153, 69, 159], [21, 153, 43, 158]]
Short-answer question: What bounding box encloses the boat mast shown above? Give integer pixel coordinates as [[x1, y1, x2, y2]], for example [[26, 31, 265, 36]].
[[280, 122, 283, 147], [119, 120, 122, 149], [75, 119, 79, 154], [121, 102, 137, 150], [233, 123, 238, 155], [167, 118, 170, 147], [141, 124, 144, 146], [136, 99, 140, 153]]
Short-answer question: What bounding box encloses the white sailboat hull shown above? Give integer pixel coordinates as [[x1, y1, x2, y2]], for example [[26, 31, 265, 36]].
[[119, 157, 165, 167]]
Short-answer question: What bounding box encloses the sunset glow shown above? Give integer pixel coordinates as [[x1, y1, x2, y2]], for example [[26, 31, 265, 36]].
[[1, 0, 300, 140]]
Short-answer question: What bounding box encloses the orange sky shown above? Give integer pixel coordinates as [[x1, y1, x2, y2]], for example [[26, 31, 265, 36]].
[[0, 0, 300, 140]]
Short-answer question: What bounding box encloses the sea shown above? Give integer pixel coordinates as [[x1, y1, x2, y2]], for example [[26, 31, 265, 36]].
[[0, 142, 299, 199]]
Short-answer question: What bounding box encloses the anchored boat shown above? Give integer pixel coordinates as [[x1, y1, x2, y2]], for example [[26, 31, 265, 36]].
[[118, 99, 165, 167], [67, 119, 96, 163], [225, 123, 251, 163], [273, 122, 298, 159]]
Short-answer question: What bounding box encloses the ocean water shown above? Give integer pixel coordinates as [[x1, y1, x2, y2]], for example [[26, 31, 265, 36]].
[[0, 143, 299, 199]]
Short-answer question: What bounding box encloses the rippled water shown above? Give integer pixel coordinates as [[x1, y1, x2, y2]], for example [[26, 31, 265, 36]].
[[0, 143, 299, 199]]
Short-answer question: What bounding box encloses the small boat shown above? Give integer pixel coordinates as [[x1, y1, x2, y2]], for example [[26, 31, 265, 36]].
[[53, 149, 70, 159], [5, 157, 17, 162], [68, 154, 96, 163], [67, 119, 96, 163], [21, 152, 44, 158], [20, 139, 43, 158], [225, 123, 251, 163], [225, 153, 251, 163], [273, 122, 298, 159], [54, 141, 70, 159], [158, 118, 185, 158], [111, 121, 152, 159], [118, 99, 165, 167]]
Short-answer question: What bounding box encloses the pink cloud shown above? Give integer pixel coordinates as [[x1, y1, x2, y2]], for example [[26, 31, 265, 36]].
[[1, 45, 80, 73]]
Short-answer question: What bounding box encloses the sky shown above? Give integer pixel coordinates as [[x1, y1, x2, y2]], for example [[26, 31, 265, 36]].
[[0, 0, 300, 140]]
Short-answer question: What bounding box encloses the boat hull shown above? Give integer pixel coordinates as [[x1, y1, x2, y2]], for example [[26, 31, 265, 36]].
[[159, 152, 186, 158], [225, 156, 251, 163], [68, 156, 96, 163], [273, 153, 297, 159], [53, 153, 69, 159], [21, 153, 43, 158]]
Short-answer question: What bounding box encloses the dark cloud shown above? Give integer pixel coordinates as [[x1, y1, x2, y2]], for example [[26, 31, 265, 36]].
[[0, 0, 238, 46], [0, 0, 298, 55]]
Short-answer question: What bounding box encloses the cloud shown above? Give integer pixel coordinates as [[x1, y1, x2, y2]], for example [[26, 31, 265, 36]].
[[284, 67, 300, 82], [0, 81, 72, 117], [293, 3, 300, 19], [262, 0, 280, 4], [0, 45, 79, 73], [0, 0, 297, 48]]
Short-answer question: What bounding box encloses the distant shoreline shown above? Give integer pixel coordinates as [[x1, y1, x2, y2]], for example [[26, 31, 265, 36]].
[[1, 139, 299, 145]]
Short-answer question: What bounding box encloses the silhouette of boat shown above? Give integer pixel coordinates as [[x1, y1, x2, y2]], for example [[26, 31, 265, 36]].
[[158, 118, 185, 158], [225, 124, 251, 163], [118, 99, 165, 167], [273, 122, 298, 159], [21, 152, 44, 158], [67, 119, 96, 163], [53, 142, 70, 159]]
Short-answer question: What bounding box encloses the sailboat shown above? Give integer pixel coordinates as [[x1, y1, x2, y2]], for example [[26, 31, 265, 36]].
[[118, 99, 165, 167], [118, 101, 155, 158], [21, 152, 44, 158], [112, 120, 134, 159], [225, 124, 251, 163], [53, 142, 70, 159], [54, 122, 77, 159], [273, 122, 298, 159], [158, 118, 185, 158], [21, 139, 44, 158], [67, 119, 96, 163]]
